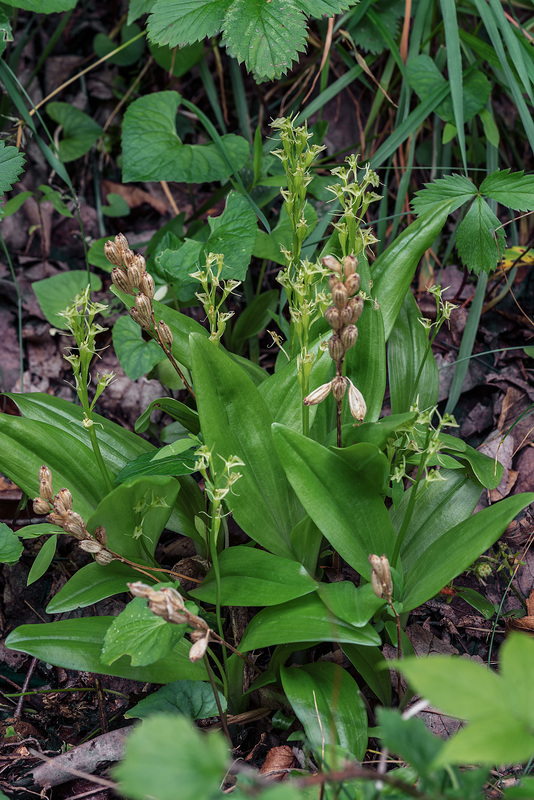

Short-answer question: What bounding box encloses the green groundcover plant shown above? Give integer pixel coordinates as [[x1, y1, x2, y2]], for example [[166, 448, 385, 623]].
[[0, 112, 534, 797]]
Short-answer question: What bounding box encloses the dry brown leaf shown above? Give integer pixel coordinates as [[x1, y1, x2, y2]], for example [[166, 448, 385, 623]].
[[102, 180, 168, 215], [259, 746, 297, 781]]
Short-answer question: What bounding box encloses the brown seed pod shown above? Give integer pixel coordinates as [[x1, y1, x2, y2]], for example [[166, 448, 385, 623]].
[[39, 465, 53, 502], [104, 241, 123, 267], [115, 233, 129, 252], [134, 293, 153, 329], [123, 249, 136, 269], [325, 305, 341, 330], [332, 283, 349, 310], [127, 263, 141, 290], [112, 267, 133, 295], [340, 324, 358, 350], [158, 321, 173, 347], [133, 254, 146, 273], [139, 272, 155, 300], [33, 496, 50, 515], [328, 334, 345, 363], [331, 375, 347, 401], [53, 488, 73, 514], [79, 539, 103, 553], [322, 255, 342, 274], [343, 255, 358, 278], [94, 526, 107, 546], [344, 273, 360, 296], [346, 295, 364, 324], [94, 550, 114, 566]]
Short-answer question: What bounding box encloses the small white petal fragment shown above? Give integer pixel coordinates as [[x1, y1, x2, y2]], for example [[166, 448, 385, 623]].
[[347, 379, 367, 421]]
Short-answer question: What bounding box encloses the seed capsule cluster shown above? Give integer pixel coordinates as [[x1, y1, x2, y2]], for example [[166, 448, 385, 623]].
[[105, 233, 173, 346], [33, 465, 113, 566], [303, 254, 367, 422]]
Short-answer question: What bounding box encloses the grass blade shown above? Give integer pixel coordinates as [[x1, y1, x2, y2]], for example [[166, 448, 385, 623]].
[[440, 0, 467, 172]]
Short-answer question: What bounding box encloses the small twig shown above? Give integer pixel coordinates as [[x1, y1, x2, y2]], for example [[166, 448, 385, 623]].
[[14, 658, 37, 719]]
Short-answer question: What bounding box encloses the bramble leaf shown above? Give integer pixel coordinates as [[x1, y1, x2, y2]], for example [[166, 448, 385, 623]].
[[480, 169, 534, 212], [411, 173, 476, 216], [456, 195, 505, 275], [0, 141, 25, 218], [147, 0, 227, 47]]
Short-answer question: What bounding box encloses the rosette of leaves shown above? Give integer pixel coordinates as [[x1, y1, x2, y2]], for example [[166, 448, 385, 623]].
[[144, 0, 357, 82]]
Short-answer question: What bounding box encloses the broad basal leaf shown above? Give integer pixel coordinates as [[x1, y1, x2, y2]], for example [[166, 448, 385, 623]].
[[47, 102, 103, 162], [126, 679, 226, 720], [33, 271, 102, 328], [122, 91, 249, 183], [456, 195, 505, 275], [112, 315, 164, 381]]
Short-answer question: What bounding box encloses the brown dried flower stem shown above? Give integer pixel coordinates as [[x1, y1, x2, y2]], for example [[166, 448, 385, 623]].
[[153, 325, 195, 400]]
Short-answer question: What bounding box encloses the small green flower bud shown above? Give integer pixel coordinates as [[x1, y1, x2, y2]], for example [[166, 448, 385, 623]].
[[94, 549, 114, 565], [347, 379, 366, 421], [332, 282, 349, 310], [344, 273, 360, 296], [104, 240, 123, 267], [343, 255, 358, 278], [325, 305, 341, 330], [33, 496, 50, 515], [340, 325, 358, 349], [331, 376, 347, 401], [328, 334, 345, 363], [158, 321, 173, 347], [127, 263, 141, 290], [140, 272, 155, 300], [303, 381, 332, 406], [39, 465, 53, 502], [322, 255, 342, 274], [346, 295, 364, 324], [112, 267, 133, 295]]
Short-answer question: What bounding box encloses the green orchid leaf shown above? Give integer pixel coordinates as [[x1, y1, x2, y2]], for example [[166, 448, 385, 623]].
[[47, 102, 103, 162], [5, 617, 207, 683], [0, 523, 23, 565], [126, 679, 226, 720], [27, 534, 57, 585], [47, 561, 145, 613], [191, 546, 318, 606], [281, 662, 367, 759]]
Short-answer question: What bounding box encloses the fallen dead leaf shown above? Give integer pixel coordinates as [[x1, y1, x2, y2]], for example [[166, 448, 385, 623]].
[[102, 180, 169, 215], [259, 746, 297, 781]]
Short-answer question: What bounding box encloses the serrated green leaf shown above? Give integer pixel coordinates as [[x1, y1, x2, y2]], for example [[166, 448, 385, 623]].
[[114, 715, 228, 800], [101, 596, 187, 667], [411, 174, 477, 216], [47, 102, 103, 162], [456, 196, 505, 275], [112, 315, 164, 381], [0, 523, 23, 565], [0, 141, 25, 216], [33, 271, 102, 328], [222, 0, 308, 81], [347, 0, 403, 55], [293, 0, 353, 14], [128, 0, 155, 23], [27, 534, 57, 586], [6, 617, 207, 683], [126, 679, 226, 720], [480, 169, 534, 213], [122, 91, 249, 183], [147, 0, 227, 47]]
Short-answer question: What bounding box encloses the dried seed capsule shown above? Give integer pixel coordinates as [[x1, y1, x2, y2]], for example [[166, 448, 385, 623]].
[[130, 308, 144, 328], [139, 272, 155, 300], [134, 293, 153, 329], [123, 248, 135, 269], [347, 379, 366, 421], [343, 255, 358, 278], [325, 305, 341, 330], [369, 554, 393, 600], [346, 295, 364, 324], [322, 255, 342, 274], [94, 526, 107, 546], [39, 465, 53, 502], [328, 274, 341, 292], [94, 550, 114, 566], [127, 263, 141, 290], [53, 488, 73, 514], [33, 496, 50, 515], [332, 282, 349, 310], [340, 324, 358, 350], [128, 581, 152, 599], [79, 539, 103, 553], [112, 267, 133, 295], [331, 375, 347, 401], [158, 321, 173, 347], [115, 233, 129, 253], [104, 240, 123, 267], [62, 510, 89, 539], [189, 632, 209, 662], [328, 334, 345, 363], [133, 254, 146, 273], [344, 273, 360, 296], [303, 380, 332, 406]]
